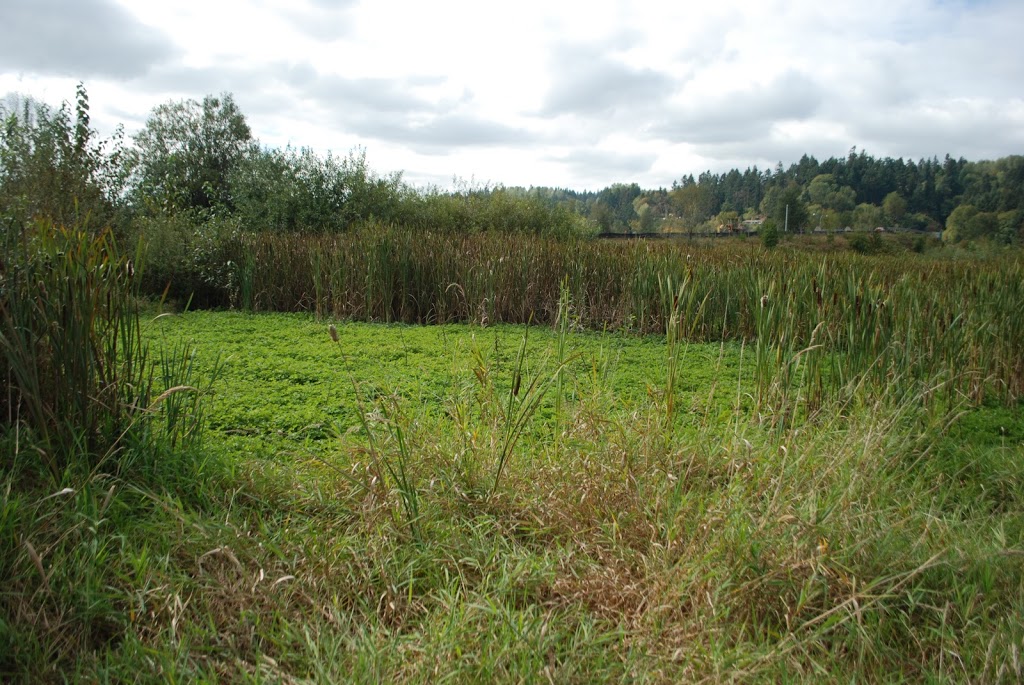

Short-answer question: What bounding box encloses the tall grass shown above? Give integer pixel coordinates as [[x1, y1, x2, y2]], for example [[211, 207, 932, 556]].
[[4, 304, 1022, 680], [149, 225, 1023, 415], [0, 219, 214, 481], [0, 221, 146, 480], [659, 273, 708, 425], [0, 218, 221, 679], [284, 317, 1021, 682]]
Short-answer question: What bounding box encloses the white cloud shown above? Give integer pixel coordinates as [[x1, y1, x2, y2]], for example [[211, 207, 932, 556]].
[[0, 0, 178, 78], [1, 0, 1021, 189]]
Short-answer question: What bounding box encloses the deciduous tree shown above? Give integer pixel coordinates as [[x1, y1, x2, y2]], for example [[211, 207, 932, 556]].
[[883, 191, 907, 225], [853, 203, 884, 231], [943, 204, 977, 242], [131, 93, 253, 214]]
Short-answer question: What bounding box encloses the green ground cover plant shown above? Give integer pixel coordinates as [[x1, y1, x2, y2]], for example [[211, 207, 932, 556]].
[[5, 301, 1021, 682]]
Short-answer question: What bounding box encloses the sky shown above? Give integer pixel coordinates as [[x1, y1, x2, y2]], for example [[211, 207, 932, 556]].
[[1, 0, 1022, 191]]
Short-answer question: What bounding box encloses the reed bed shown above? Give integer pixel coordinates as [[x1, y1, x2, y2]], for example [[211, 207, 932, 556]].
[[183, 225, 1023, 410]]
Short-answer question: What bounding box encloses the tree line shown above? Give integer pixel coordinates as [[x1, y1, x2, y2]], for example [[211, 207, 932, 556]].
[[1, 86, 1022, 246], [510, 151, 1024, 243]]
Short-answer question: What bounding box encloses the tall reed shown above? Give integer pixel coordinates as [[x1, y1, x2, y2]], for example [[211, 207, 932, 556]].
[[143, 224, 1023, 411], [659, 273, 708, 425], [0, 220, 212, 481]]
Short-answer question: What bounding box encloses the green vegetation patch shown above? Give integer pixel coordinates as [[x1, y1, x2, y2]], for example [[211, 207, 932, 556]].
[[4, 308, 1024, 682], [151, 310, 750, 461]]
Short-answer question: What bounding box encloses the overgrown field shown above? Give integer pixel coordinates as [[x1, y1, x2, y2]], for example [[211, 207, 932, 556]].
[[4, 302, 1024, 682], [3, 222, 1024, 682]]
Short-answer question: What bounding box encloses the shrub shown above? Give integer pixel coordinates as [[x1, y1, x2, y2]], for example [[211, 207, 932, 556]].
[[0, 85, 126, 232], [395, 186, 590, 238], [130, 212, 243, 306], [761, 220, 780, 249], [849, 230, 888, 255]]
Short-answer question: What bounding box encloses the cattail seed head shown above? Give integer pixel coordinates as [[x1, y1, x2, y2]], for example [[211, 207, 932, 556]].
[[760, 294, 769, 309], [328, 324, 339, 342]]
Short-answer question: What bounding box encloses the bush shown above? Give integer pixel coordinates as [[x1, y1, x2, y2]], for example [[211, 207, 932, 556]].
[[760, 220, 780, 248], [848, 230, 887, 254], [229, 147, 406, 233], [395, 186, 591, 238], [130, 212, 243, 307]]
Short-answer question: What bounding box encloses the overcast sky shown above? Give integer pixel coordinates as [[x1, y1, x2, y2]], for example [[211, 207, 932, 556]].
[[1, 0, 1022, 190]]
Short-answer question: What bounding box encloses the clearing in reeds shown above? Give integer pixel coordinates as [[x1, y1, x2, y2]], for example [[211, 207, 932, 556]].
[[145, 226, 1024, 412], [3, 305, 1020, 682]]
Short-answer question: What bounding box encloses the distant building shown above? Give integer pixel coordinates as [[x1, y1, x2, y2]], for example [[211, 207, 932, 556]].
[[741, 218, 764, 233]]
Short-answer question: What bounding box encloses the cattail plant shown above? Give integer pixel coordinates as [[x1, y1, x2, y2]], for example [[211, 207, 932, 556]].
[[133, 223, 1023, 412], [0, 220, 211, 481]]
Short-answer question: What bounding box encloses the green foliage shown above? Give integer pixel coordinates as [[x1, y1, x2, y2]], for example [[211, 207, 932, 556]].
[[12, 86, 1024, 250], [848, 231, 868, 253], [595, 182, 642, 232], [652, 151, 1022, 237], [0, 220, 214, 482], [0, 85, 126, 230], [997, 209, 1024, 244], [943, 204, 975, 243], [968, 210, 1000, 241], [486, 327, 558, 497], [129, 212, 244, 306], [807, 173, 856, 211], [941, 204, 1005, 244], [41, 311, 1019, 682], [590, 201, 613, 232], [852, 202, 884, 230], [907, 211, 941, 232], [670, 181, 716, 230], [634, 202, 655, 233], [148, 226, 1024, 409], [770, 183, 809, 232], [0, 221, 146, 480], [659, 273, 707, 424], [131, 93, 253, 214], [396, 185, 588, 238], [882, 191, 907, 224], [4, 290, 1024, 681], [848, 229, 886, 254], [229, 146, 405, 233], [760, 219, 780, 248]]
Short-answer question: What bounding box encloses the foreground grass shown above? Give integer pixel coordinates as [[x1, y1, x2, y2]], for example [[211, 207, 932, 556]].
[[3, 311, 1023, 682]]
